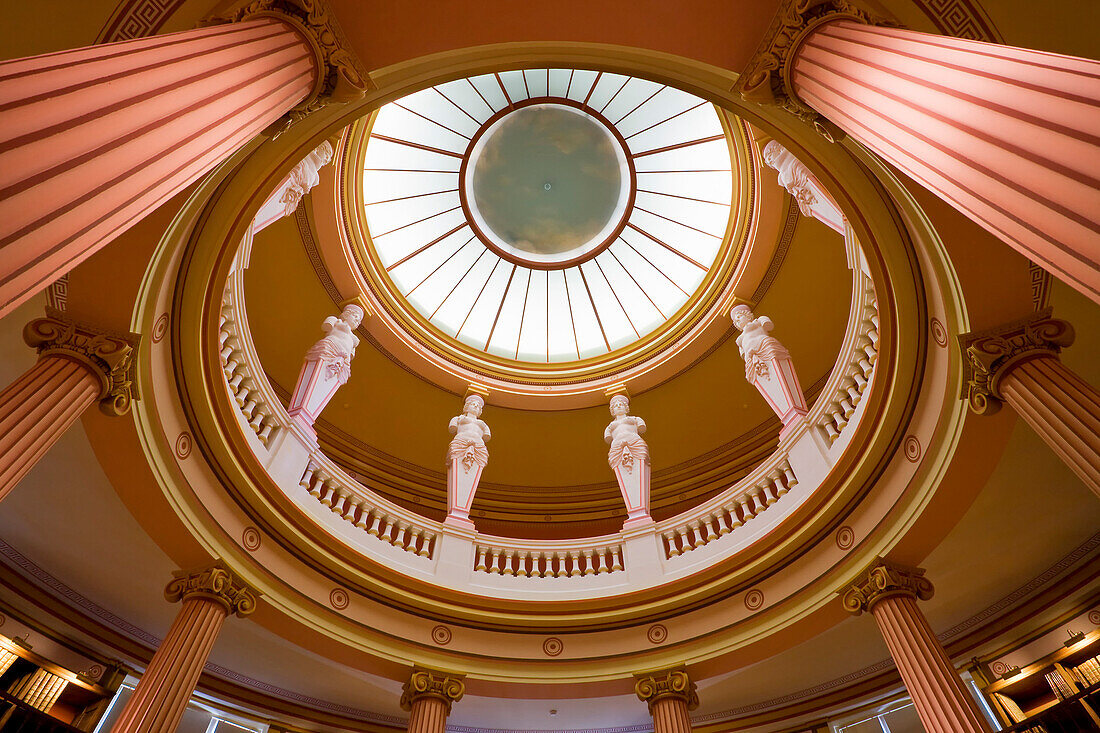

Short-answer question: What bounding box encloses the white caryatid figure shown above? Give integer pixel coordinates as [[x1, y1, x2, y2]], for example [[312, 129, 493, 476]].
[[731, 304, 808, 434], [604, 394, 653, 528], [251, 139, 336, 233], [445, 394, 491, 527], [762, 140, 845, 235], [287, 304, 364, 437]]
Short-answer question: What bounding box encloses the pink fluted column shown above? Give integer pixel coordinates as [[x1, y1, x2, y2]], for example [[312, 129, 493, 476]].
[[843, 560, 991, 733], [0, 315, 135, 501], [789, 20, 1100, 303], [635, 668, 698, 733], [111, 566, 257, 733], [962, 310, 1100, 498], [400, 669, 465, 733], [0, 2, 367, 318]]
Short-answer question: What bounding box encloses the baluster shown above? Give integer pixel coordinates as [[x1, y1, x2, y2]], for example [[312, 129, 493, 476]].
[[391, 521, 408, 548], [407, 528, 423, 554], [554, 552, 568, 577], [568, 551, 582, 576], [715, 509, 733, 534], [257, 421, 274, 445], [516, 550, 529, 577], [704, 515, 719, 541], [591, 550, 605, 575], [489, 548, 502, 574], [419, 531, 434, 558], [677, 526, 691, 552], [367, 513, 383, 536], [582, 550, 597, 576], [611, 546, 624, 572], [663, 530, 680, 557], [475, 546, 488, 572], [501, 551, 515, 576]]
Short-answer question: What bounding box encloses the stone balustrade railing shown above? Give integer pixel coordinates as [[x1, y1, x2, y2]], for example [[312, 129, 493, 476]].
[[212, 237, 882, 597], [657, 458, 797, 560], [299, 460, 437, 559], [815, 270, 878, 449], [474, 536, 625, 577]]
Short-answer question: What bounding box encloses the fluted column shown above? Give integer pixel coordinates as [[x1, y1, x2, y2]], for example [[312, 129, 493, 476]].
[[0, 0, 369, 318], [0, 314, 136, 501], [400, 668, 465, 733], [737, 0, 1100, 304], [111, 565, 258, 733], [962, 309, 1100, 498], [634, 668, 698, 733], [842, 560, 991, 733]]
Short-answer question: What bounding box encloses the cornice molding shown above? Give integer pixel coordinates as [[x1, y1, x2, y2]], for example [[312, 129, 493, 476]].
[[840, 558, 934, 615], [0, 533, 1095, 732], [959, 308, 1074, 416], [23, 311, 139, 416]]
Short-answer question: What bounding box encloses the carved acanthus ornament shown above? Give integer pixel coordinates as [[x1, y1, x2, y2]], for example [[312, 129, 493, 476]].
[[305, 304, 364, 384], [23, 312, 138, 416], [400, 668, 466, 713], [164, 565, 259, 617], [634, 668, 699, 712], [959, 308, 1074, 415], [216, 0, 370, 125], [841, 558, 934, 615], [605, 394, 649, 474], [735, 0, 889, 134], [447, 394, 491, 472], [731, 304, 790, 381]]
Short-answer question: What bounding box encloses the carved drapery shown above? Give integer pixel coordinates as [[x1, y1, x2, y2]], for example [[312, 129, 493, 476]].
[[24, 313, 138, 416]]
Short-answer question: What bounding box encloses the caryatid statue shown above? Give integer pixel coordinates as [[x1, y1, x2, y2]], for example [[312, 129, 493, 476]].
[[444, 393, 491, 527], [730, 304, 808, 433], [605, 394, 653, 527], [287, 304, 364, 436]]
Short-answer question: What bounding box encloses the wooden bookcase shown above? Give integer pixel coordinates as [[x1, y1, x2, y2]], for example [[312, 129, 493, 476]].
[[981, 629, 1100, 731]]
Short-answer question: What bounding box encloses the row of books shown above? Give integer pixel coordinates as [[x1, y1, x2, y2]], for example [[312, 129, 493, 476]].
[[1044, 670, 1074, 700], [1072, 655, 1100, 686]]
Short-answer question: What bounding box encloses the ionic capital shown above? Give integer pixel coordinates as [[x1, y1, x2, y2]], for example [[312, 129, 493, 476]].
[[735, 0, 889, 135], [841, 558, 934, 616], [633, 667, 699, 712], [400, 668, 466, 714], [164, 564, 259, 618], [218, 0, 370, 123], [23, 312, 138, 417], [959, 308, 1074, 415]]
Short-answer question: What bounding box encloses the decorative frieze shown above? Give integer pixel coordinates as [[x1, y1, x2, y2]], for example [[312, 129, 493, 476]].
[[841, 558, 934, 615], [400, 668, 466, 713], [634, 667, 699, 711], [216, 0, 370, 124], [23, 313, 138, 416], [959, 308, 1074, 415], [164, 565, 259, 617], [735, 0, 888, 133]]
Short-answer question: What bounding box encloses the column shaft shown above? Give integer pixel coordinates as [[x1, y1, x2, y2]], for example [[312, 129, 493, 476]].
[[870, 595, 990, 733], [791, 21, 1100, 303], [1000, 356, 1100, 496], [406, 697, 449, 733], [111, 597, 227, 733], [0, 18, 317, 317], [0, 355, 100, 500], [650, 697, 693, 733]]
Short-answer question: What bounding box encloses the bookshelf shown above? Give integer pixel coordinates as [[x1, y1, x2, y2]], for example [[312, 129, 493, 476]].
[[981, 629, 1100, 732]]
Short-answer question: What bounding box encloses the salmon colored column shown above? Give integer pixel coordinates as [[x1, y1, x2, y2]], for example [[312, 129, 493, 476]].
[[962, 310, 1100, 498], [400, 668, 466, 733], [0, 314, 136, 501], [111, 565, 258, 733], [842, 560, 991, 733], [737, 1, 1100, 304], [0, 0, 369, 318], [634, 668, 698, 733]]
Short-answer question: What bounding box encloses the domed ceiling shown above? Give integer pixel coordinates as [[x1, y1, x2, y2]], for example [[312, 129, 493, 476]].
[[244, 68, 855, 538]]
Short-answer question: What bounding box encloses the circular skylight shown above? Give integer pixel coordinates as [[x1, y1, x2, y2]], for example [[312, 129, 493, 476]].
[[361, 69, 734, 363]]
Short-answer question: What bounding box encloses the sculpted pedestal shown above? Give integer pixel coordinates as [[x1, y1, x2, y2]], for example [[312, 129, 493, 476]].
[[731, 305, 808, 434], [287, 304, 364, 436], [605, 394, 653, 528], [444, 394, 491, 527]]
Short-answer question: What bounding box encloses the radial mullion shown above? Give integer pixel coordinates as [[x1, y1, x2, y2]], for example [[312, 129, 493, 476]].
[[466, 78, 497, 115], [495, 72, 515, 108], [430, 247, 490, 319], [633, 206, 722, 241], [625, 222, 708, 271], [593, 257, 640, 338], [577, 266, 611, 351], [372, 133, 464, 159], [372, 204, 462, 239], [393, 102, 472, 140], [614, 85, 665, 126], [366, 188, 459, 207], [565, 69, 575, 98], [620, 236, 691, 297], [521, 69, 532, 99], [606, 242, 668, 319], [636, 188, 729, 207], [624, 100, 707, 141], [582, 71, 603, 106], [561, 269, 581, 359], [408, 235, 476, 296], [632, 134, 726, 159], [599, 77, 631, 115], [514, 269, 533, 360], [457, 258, 503, 337], [434, 87, 483, 126], [387, 222, 467, 271], [484, 264, 518, 349]]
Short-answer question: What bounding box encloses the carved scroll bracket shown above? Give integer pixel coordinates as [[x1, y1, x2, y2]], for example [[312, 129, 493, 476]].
[[400, 668, 466, 714], [840, 557, 934, 615], [164, 563, 260, 618], [634, 667, 699, 712]]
